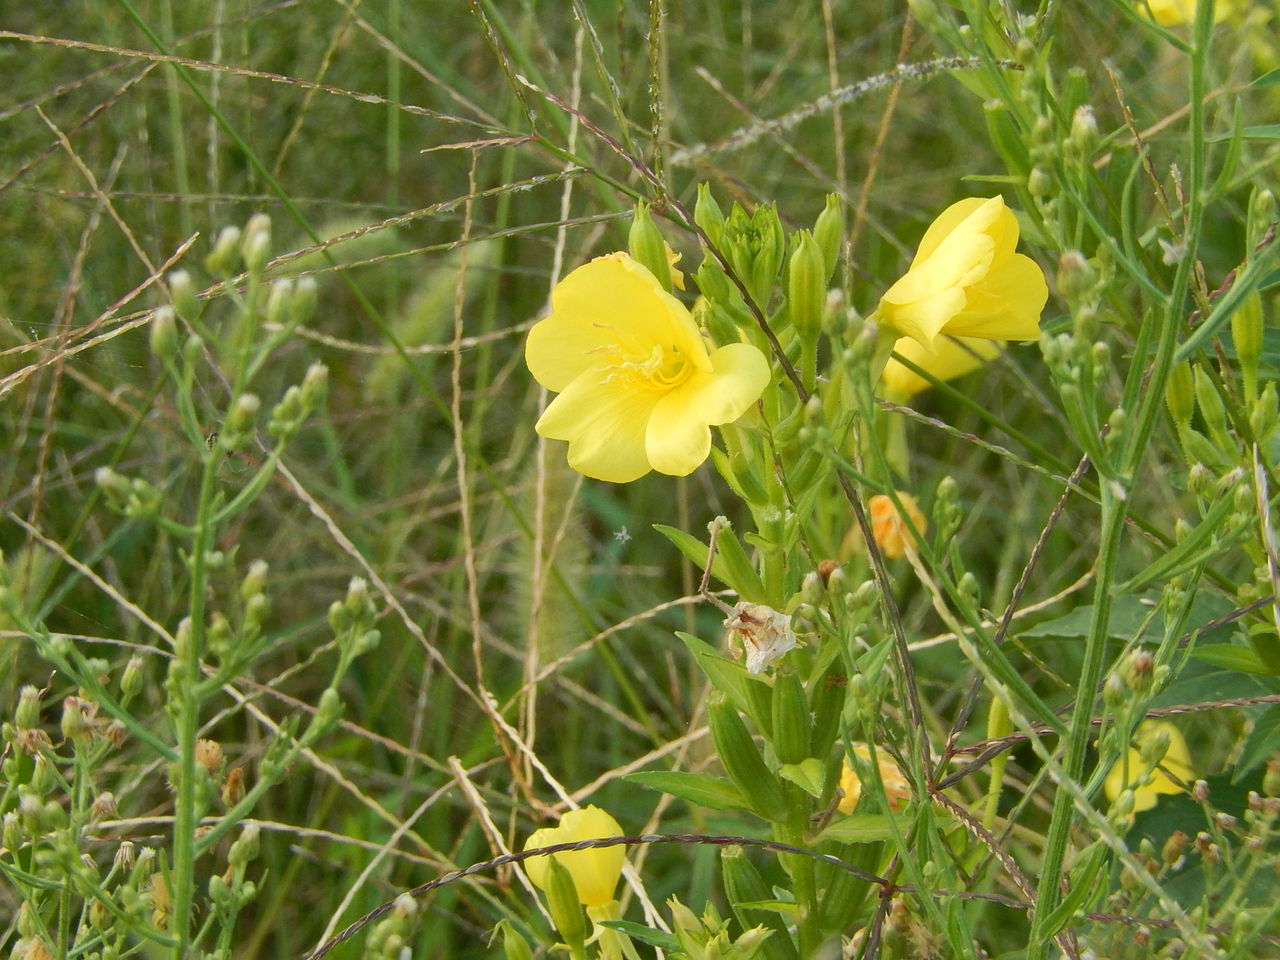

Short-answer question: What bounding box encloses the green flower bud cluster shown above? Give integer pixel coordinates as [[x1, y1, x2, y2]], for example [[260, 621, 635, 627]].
[[669, 896, 772, 960], [268, 363, 328, 441], [95, 468, 161, 520]]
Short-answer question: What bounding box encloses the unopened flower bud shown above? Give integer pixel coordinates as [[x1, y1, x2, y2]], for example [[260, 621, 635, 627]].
[[241, 214, 272, 275], [628, 202, 674, 293], [266, 279, 294, 328], [15, 686, 41, 730], [1056, 250, 1094, 300], [1163, 829, 1188, 865], [121, 656, 145, 700], [1192, 779, 1210, 803], [788, 229, 827, 341], [90, 792, 118, 823], [813, 194, 845, 279], [221, 765, 246, 810], [228, 822, 260, 868], [1264, 760, 1280, 797], [1069, 105, 1098, 157], [61, 697, 96, 743], [291, 277, 318, 327], [150, 306, 178, 362], [3, 812, 21, 852], [1123, 649, 1155, 694], [205, 226, 242, 276]]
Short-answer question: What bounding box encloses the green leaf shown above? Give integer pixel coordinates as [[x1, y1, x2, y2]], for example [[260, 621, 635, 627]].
[[1191, 643, 1273, 676], [815, 814, 894, 845], [1235, 705, 1280, 779], [1206, 124, 1280, 142], [778, 758, 826, 798], [653, 522, 766, 600], [678, 631, 762, 719], [1254, 66, 1280, 87], [624, 770, 750, 812]]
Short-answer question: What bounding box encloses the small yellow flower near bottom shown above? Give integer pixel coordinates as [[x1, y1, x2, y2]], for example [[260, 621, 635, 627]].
[[524, 805, 626, 908], [838, 745, 912, 815], [1104, 721, 1194, 813]]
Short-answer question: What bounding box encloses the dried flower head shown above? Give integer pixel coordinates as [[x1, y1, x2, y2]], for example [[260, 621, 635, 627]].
[[723, 602, 799, 675]]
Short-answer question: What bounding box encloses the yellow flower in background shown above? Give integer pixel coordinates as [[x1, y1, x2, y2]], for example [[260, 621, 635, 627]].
[[877, 197, 1047, 349], [526, 253, 770, 483], [868, 493, 927, 560], [880, 335, 1004, 398], [1139, 0, 1235, 26], [1104, 721, 1194, 813], [838, 744, 911, 815], [524, 805, 626, 908]]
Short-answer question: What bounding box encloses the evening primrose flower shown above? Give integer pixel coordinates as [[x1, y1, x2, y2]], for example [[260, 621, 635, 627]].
[[524, 805, 626, 908], [525, 253, 770, 483], [877, 197, 1047, 349], [880, 335, 1004, 398], [868, 493, 927, 560], [838, 745, 911, 815], [1138, 0, 1236, 26], [1104, 721, 1194, 813]]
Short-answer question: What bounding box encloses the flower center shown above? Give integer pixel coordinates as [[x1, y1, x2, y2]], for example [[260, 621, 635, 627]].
[[596, 340, 691, 392]]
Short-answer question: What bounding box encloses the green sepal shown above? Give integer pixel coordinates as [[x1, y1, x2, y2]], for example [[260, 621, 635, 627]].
[[771, 671, 811, 766], [542, 857, 587, 953], [708, 694, 788, 822], [778, 759, 826, 799], [654, 524, 766, 602], [721, 847, 800, 960]]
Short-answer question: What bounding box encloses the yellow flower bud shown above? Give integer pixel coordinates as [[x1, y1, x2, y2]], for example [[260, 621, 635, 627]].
[[877, 197, 1046, 349], [524, 805, 625, 908]]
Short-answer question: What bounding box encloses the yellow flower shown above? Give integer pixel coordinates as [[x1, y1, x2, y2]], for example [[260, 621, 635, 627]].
[[525, 253, 770, 483], [524, 805, 626, 908], [1138, 0, 1235, 26], [877, 197, 1047, 349], [880, 335, 1004, 398], [1104, 721, 1194, 813], [838, 744, 911, 815], [868, 493, 927, 560]]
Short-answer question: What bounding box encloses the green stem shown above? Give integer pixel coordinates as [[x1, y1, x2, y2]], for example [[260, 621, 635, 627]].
[[170, 447, 222, 958]]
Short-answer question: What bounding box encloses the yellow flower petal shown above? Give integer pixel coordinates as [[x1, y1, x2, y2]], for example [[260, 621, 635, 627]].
[[644, 342, 771, 476], [524, 806, 625, 908], [526, 253, 710, 393], [1104, 721, 1194, 813], [524, 253, 771, 482], [535, 369, 657, 483], [877, 197, 1046, 347], [881, 336, 1004, 397]]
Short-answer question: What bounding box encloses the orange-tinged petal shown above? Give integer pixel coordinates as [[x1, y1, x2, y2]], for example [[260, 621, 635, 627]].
[[535, 370, 657, 483], [526, 253, 709, 393], [644, 342, 770, 476], [881, 336, 1004, 396]]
